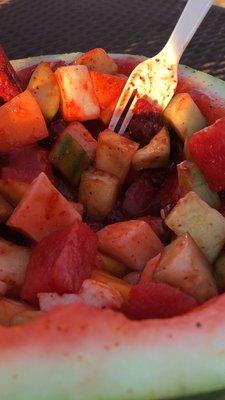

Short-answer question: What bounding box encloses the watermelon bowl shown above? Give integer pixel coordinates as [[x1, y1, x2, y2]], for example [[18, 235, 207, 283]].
[[0, 51, 225, 400]]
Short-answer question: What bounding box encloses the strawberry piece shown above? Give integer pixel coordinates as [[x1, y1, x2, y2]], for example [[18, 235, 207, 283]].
[[126, 282, 197, 320], [189, 118, 225, 191], [0, 46, 22, 102], [21, 221, 97, 303]]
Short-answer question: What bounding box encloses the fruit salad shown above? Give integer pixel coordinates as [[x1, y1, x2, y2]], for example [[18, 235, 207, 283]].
[[0, 45, 225, 327]]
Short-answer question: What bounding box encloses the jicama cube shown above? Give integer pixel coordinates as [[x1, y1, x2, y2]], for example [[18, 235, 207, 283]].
[[79, 167, 119, 220], [75, 48, 118, 74], [7, 172, 81, 241], [153, 233, 217, 303], [0, 239, 30, 296], [164, 93, 207, 140], [50, 122, 97, 186], [97, 220, 163, 270], [55, 65, 100, 121], [38, 278, 123, 311], [132, 127, 170, 170], [177, 160, 221, 209], [95, 129, 139, 184], [165, 191, 225, 262], [0, 90, 48, 153]]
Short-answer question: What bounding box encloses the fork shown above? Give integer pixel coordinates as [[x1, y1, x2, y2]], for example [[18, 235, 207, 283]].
[[109, 0, 213, 134]]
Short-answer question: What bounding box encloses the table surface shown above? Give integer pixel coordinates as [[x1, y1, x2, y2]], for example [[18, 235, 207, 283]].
[[0, 0, 225, 79]]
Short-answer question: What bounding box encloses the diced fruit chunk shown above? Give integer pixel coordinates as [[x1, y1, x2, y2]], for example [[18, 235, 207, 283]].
[[28, 62, 60, 121], [164, 93, 207, 140], [90, 71, 126, 124], [126, 282, 197, 320], [0, 195, 13, 222], [2, 144, 52, 184], [95, 129, 139, 184], [97, 220, 163, 270], [0, 298, 32, 326], [95, 252, 128, 278], [79, 168, 119, 220], [10, 310, 44, 326], [140, 253, 161, 283], [177, 161, 220, 209], [75, 48, 118, 74], [91, 269, 131, 302], [188, 117, 225, 191], [214, 252, 225, 292], [165, 191, 225, 262], [7, 172, 81, 241], [21, 221, 97, 303], [0, 90, 48, 153], [153, 233, 217, 303], [132, 127, 170, 170], [55, 65, 100, 121], [0, 45, 22, 102], [50, 122, 97, 186], [38, 278, 123, 311], [0, 180, 28, 206], [0, 239, 30, 296]]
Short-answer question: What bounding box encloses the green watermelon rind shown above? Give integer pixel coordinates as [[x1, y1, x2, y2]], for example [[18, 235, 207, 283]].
[[1, 53, 224, 400]]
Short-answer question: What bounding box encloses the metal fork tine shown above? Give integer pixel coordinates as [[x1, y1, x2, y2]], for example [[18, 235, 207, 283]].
[[118, 95, 137, 134], [108, 81, 134, 131]]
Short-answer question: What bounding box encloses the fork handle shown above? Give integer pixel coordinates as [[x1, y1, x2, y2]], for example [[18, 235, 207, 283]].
[[164, 0, 213, 63]]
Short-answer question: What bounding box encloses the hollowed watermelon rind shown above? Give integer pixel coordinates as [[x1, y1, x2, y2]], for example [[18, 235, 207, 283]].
[[0, 53, 223, 400]]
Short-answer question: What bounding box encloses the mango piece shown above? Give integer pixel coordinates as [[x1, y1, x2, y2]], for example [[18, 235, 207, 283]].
[[0, 179, 28, 206], [96, 252, 129, 278], [214, 252, 225, 292], [177, 161, 221, 209], [75, 48, 118, 74], [55, 65, 100, 121], [0, 90, 48, 153], [132, 127, 170, 170], [7, 172, 81, 242], [153, 233, 217, 303], [79, 168, 119, 220], [95, 129, 139, 184], [28, 62, 60, 121], [0, 298, 32, 326], [91, 269, 131, 302], [10, 310, 44, 326], [164, 93, 207, 141], [165, 191, 225, 262]]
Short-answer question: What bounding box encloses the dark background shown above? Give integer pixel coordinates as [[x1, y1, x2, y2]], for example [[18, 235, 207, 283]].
[[0, 0, 225, 78]]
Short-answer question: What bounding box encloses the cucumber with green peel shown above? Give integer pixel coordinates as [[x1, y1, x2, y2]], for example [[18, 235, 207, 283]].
[[132, 126, 170, 170], [164, 92, 207, 141], [50, 132, 91, 186], [78, 167, 119, 220], [177, 161, 221, 209], [165, 191, 225, 263], [153, 233, 217, 304]]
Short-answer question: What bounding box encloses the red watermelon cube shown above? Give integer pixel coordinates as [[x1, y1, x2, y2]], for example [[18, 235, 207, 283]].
[[189, 118, 225, 191], [21, 221, 97, 303], [126, 282, 197, 320]]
